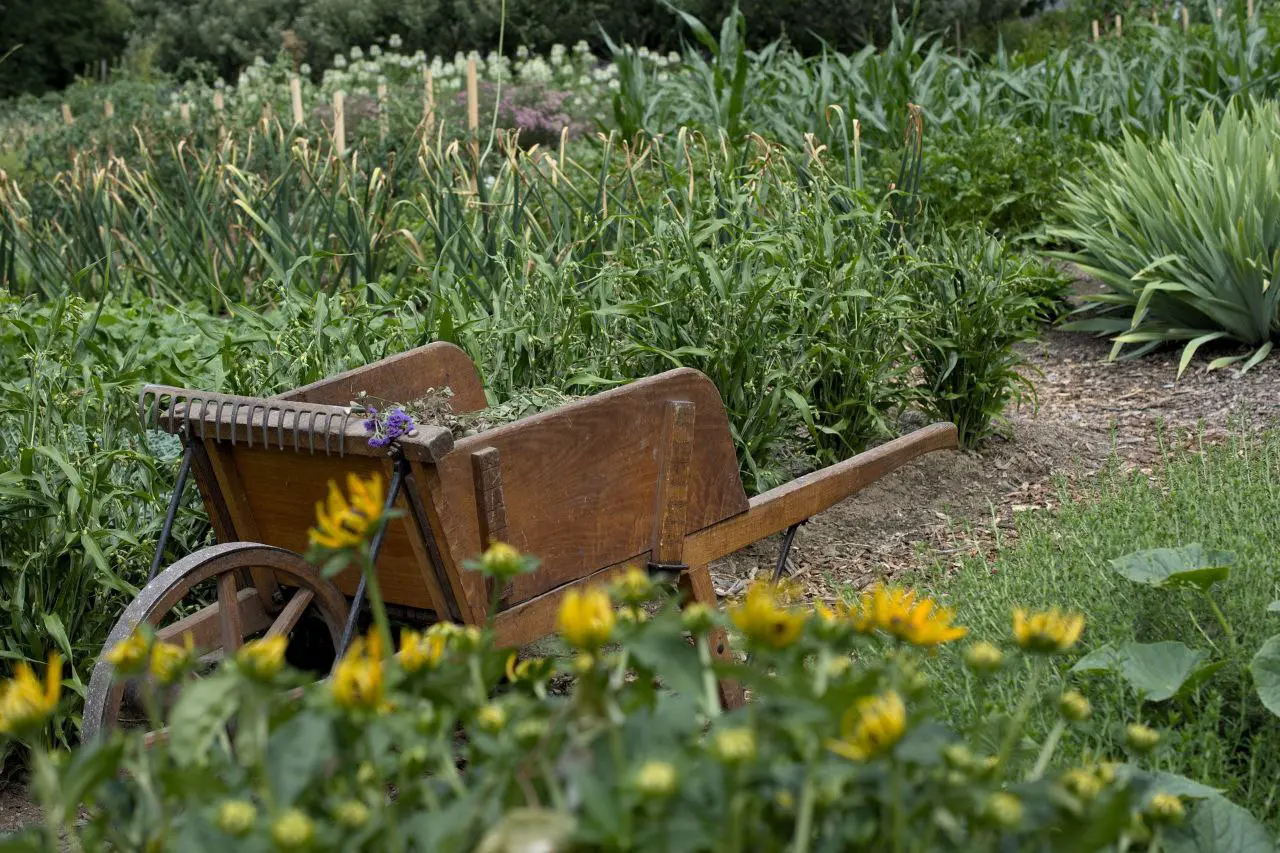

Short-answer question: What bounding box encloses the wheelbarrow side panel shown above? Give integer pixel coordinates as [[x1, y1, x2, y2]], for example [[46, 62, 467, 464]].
[[279, 341, 487, 413], [423, 368, 750, 616]]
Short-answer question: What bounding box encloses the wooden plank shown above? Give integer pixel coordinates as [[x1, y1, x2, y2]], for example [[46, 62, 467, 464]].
[[684, 423, 958, 566], [279, 341, 486, 414], [189, 440, 236, 542], [157, 587, 272, 650], [400, 463, 455, 621], [217, 572, 244, 653], [471, 447, 510, 546], [493, 557, 644, 647], [651, 401, 695, 564], [201, 439, 282, 606], [266, 589, 314, 639], [431, 368, 748, 610], [290, 77, 305, 126]]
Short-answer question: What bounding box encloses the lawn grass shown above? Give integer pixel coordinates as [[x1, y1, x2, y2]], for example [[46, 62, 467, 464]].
[[914, 428, 1280, 827]]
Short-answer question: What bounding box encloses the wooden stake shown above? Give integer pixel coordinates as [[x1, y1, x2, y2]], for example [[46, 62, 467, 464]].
[[179, 103, 191, 124], [466, 57, 480, 159], [104, 99, 114, 119], [290, 77, 304, 126], [1152, 9, 1160, 26], [213, 91, 225, 140], [1182, 6, 1191, 30], [377, 80, 388, 141], [1115, 14, 1123, 37], [333, 90, 345, 156], [1247, 0, 1254, 17], [955, 19, 962, 55], [1091, 19, 1100, 41], [61, 103, 74, 125], [1216, 5, 1223, 18]]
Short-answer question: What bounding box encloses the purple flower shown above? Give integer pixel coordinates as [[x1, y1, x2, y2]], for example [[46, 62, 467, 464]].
[[364, 405, 415, 449], [361, 406, 379, 433]]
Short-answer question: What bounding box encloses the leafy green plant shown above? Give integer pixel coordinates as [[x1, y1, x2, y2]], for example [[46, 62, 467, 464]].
[[1053, 99, 1280, 374], [0, 479, 1210, 851], [902, 231, 1045, 447]]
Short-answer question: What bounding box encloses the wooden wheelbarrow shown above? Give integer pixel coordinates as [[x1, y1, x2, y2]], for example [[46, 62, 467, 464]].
[[83, 342, 957, 737]]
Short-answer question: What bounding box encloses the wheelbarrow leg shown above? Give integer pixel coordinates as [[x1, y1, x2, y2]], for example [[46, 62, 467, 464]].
[[148, 445, 194, 582], [650, 400, 745, 710]]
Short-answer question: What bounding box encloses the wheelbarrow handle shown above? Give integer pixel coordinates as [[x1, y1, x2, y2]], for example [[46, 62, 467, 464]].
[[683, 422, 959, 567]]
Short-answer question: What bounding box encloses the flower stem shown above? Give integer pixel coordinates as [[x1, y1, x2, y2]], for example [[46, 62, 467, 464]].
[[790, 772, 818, 853], [362, 547, 394, 657], [1029, 720, 1067, 780]]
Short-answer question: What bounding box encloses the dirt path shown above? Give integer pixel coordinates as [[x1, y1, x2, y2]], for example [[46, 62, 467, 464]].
[[709, 324, 1280, 602]]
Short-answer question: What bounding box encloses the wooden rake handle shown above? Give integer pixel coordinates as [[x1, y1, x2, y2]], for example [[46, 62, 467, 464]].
[[683, 422, 959, 566]]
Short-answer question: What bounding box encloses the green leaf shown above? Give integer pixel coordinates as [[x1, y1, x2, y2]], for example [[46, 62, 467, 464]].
[[266, 710, 336, 806], [169, 672, 239, 766], [1163, 796, 1276, 853], [1070, 643, 1124, 674], [1116, 641, 1220, 702], [1249, 635, 1280, 718], [1108, 544, 1234, 591], [1117, 765, 1223, 799]]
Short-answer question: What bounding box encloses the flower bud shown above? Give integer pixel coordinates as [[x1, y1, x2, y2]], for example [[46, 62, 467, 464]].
[[633, 760, 678, 799], [942, 744, 973, 770], [1146, 792, 1185, 825], [964, 641, 1004, 674], [1125, 723, 1160, 754], [476, 702, 507, 733], [271, 809, 315, 849], [480, 542, 527, 581], [514, 718, 548, 745], [333, 800, 370, 829], [1062, 767, 1103, 801], [681, 603, 714, 635], [356, 761, 378, 786], [1059, 690, 1092, 723], [217, 800, 257, 837], [983, 792, 1023, 829], [711, 727, 756, 764]]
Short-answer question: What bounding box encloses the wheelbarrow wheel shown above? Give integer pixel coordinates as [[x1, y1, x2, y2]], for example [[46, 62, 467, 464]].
[[82, 542, 349, 743]]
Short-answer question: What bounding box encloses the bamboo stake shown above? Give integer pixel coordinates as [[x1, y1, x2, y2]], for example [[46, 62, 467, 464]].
[[290, 77, 305, 126], [104, 99, 114, 119], [377, 80, 388, 141], [260, 103, 272, 132], [1182, 6, 1190, 30], [1115, 14, 1123, 37], [1091, 19, 1100, 41], [1216, 5, 1223, 18], [1152, 9, 1159, 26], [466, 57, 480, 160], [333, 89, 346, 156], [423, 67, 435, 131], [61, 104, 74, 125], [1247, 0, 1254, 18], [213, 91, 225, 140], [955, 19, 962, 55], [179, 103, 190, 124]]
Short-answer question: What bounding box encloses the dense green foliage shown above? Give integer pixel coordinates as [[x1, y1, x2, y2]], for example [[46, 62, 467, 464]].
[[0, 535, 1224, 851], [924, 431, 1280, 830], [1053, 99, 1280, 374], [0, 0, 130, 98]]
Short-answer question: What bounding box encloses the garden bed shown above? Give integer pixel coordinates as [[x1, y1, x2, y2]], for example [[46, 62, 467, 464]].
[[710, 296, 1280, 604]]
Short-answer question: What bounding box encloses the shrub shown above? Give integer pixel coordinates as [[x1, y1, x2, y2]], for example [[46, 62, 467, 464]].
[[0, 477, 1214, 851], [1052, 98, 1280, 375]]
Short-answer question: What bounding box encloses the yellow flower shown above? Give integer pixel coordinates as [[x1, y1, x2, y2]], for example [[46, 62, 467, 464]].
[[827, 690, 907, 762], [149, 634, 194, 685], [217, 800, 258, 836], [236, 635, 288, 681], [711, 727, 757, 763], [480, 541, 527, 580], [475, 702, 507, 732], [0, 653, 62, 735], [729, 581, 806, 650], [557, 586, 616, 650], [1146, 792, 1185, 825], [633, 760, 678, 798], [398, 629, 446, 674], [105, 630, 150, 676], [612, 566, 654, 603], [309, 472, 385, 550], [271, 808, 315, 848], [1012, 607, 1085, 653], [332, 634, 386, 713], [856, 583, 968, 647], [504, 653, 545, 683]]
